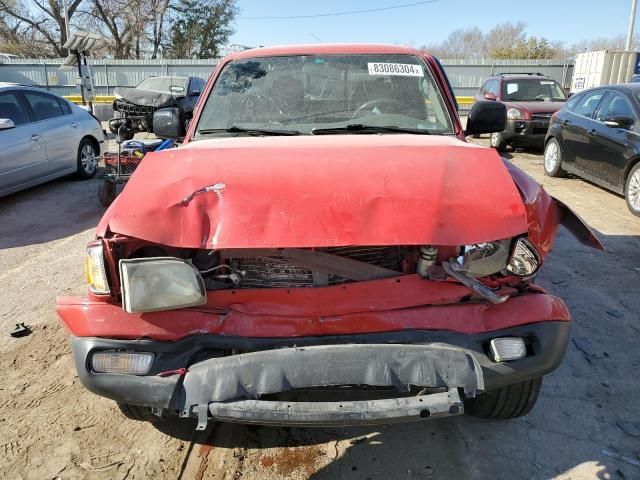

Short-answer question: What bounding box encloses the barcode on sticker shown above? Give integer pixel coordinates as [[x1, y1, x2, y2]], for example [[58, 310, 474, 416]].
[[368, 63, 423, 76]]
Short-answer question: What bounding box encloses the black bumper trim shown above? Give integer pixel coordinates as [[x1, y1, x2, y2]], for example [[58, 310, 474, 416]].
[[70, 321, 570, 424]]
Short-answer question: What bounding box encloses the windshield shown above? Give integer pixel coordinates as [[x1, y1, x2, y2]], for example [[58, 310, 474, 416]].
[[501, 78, 566, 102], [194, 54, 454, 137], [136, 76, 188, 94]]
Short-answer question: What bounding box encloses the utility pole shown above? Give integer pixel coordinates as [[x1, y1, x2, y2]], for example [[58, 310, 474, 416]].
[[626, 0, 638, 50]]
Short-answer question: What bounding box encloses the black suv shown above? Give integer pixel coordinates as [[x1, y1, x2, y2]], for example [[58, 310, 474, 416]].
[[474, 73, 567, 151]]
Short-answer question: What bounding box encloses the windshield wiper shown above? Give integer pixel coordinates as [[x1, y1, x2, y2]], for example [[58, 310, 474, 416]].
[[311, 124, 431, 135], [198, 126, 301, 136]]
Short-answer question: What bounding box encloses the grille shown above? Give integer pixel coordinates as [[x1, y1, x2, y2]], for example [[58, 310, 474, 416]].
[[231, 246, 403, 288], [114, 100, 158, 116], [532, 113, 552, 120]]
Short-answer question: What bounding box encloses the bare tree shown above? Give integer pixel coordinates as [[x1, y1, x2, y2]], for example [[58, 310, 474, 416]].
[[0, 0, 83, 56], [422, 27, 486, 58]]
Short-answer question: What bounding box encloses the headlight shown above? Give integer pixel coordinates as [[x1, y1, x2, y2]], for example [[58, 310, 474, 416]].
[[457, 237, 541, 278], [85, 242, 110, 294], [119, 257, 206, 313], [506, 238, 540, 277], [458, 241, 511, 277], [507, 108, 525, 120]]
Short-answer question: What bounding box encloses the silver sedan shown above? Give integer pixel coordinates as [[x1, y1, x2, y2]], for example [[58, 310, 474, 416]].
[[0, 83, 106, 197]]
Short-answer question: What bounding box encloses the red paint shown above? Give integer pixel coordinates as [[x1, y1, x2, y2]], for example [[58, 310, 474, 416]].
[[66, 45, 602, 347], [97, 135, 528, 249], [56, 288, 570, 341]]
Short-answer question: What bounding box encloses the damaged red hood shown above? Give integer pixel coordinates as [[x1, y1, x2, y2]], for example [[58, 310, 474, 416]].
[[99, 135, 528, 248]]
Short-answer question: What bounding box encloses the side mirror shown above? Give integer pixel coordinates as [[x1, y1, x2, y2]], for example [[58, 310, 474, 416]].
[[604, 115, 634, 129], [483, 92, 497, 101], [0, 118, 16, 130], [191, 89, 201, 97], [153, 108, 186, 139], [465, 101, 506, 136]]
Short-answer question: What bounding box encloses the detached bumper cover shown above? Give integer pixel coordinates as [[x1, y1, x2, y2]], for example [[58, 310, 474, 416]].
[[70, 321, 570, 427]]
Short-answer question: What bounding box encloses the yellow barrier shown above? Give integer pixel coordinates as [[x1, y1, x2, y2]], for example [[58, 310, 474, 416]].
[[65, 95, 477, 105], [64, 95, 115, 104]]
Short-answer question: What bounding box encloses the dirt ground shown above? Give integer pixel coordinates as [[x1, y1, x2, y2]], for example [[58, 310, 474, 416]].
[[1, 139, 639, 480]]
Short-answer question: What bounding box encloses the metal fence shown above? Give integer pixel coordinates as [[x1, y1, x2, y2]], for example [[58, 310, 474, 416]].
[[0, 57, 574, 98]]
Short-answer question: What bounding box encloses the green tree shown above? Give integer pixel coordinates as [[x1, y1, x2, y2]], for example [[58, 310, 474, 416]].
[[169, 0, 236, 58]]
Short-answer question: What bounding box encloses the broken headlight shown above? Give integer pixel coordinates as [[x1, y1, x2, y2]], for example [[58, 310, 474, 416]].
[[119, 257, 206, 313], [506, 237, 540, 277], [458, 237, 540, 278], [85, 241, 110, 295], [458, 241, 511, 277]]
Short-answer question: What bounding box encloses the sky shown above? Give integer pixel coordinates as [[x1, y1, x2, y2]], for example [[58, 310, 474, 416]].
[[230, 0, 640, 48]]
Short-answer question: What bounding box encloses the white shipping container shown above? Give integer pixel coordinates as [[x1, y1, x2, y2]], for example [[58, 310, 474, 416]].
[[571, 50, 640, 93]]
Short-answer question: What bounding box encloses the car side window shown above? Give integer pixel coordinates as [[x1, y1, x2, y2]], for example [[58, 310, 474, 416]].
[[189, 78, 204, 96], [595, 92, 636, 122], [482, 79, 499, 95], [57, 98, 72, 115], [572, 91, 605, 118], [0, 91, 30, 126], [23, 91, 65, 121]]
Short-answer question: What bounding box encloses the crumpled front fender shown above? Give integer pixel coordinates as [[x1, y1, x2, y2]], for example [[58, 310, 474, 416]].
[[505, 161, 603, 256]]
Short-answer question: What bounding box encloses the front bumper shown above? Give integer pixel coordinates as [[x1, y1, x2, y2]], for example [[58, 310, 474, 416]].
[[70, 321, 570, 427], [502, 118, 550, 146]]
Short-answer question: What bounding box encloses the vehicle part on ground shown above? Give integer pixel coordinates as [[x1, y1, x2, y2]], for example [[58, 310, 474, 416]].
[[9, 322, 31, 337]]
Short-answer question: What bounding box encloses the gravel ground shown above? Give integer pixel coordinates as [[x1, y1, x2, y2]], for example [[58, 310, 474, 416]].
[[0, 139, 639, 480]]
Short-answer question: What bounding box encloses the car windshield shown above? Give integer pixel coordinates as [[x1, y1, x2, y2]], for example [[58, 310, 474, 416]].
[[136, 76, 187, 94], [501, 78, 566, 102], [194, 54, 454, 137]]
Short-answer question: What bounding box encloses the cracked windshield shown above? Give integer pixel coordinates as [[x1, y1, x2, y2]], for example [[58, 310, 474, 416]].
[[194, 54, 453, 137]]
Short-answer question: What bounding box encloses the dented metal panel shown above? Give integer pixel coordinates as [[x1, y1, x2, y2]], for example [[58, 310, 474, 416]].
[[99, 135, 529, 248]]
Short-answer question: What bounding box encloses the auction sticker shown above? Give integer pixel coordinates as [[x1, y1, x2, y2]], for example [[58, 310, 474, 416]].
[[368, 63, 423, 76]]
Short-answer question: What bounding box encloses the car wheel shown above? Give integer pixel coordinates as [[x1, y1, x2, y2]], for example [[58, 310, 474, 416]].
[[490, 132, 507, 152], [117, 402, 166, 423], [75, 138, 98, 179], [625, 162, 640, 217], [98, 180, 117, 207], [464, 378, 542, 419], [543, 138, 566, 177]]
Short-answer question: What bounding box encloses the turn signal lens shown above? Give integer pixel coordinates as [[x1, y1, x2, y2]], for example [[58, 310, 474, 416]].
[[91, 351, 153, 375], [85, 242, 110, 294], [489, 337, 527, 362], [506, 238, 540, 277]]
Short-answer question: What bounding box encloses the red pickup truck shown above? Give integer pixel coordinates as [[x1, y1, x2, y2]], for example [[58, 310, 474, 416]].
[[56, 44, 601, 429]]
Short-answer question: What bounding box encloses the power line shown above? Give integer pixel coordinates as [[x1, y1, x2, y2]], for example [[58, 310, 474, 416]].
[[239, 0, 440, 20]]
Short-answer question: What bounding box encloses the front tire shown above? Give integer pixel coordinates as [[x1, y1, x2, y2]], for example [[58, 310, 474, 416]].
[[98, 180, 117, 207], [625, 162, 640, 217], [75, 138, 98, 179], [117, 402, 166, 423], [543, 138, 566, 177], [490, 132, 507, 152], [464, 378, 542, 419]]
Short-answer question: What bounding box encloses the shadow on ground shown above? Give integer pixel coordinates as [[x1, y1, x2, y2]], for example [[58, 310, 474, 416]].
[[0, 176, 105, 249]]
